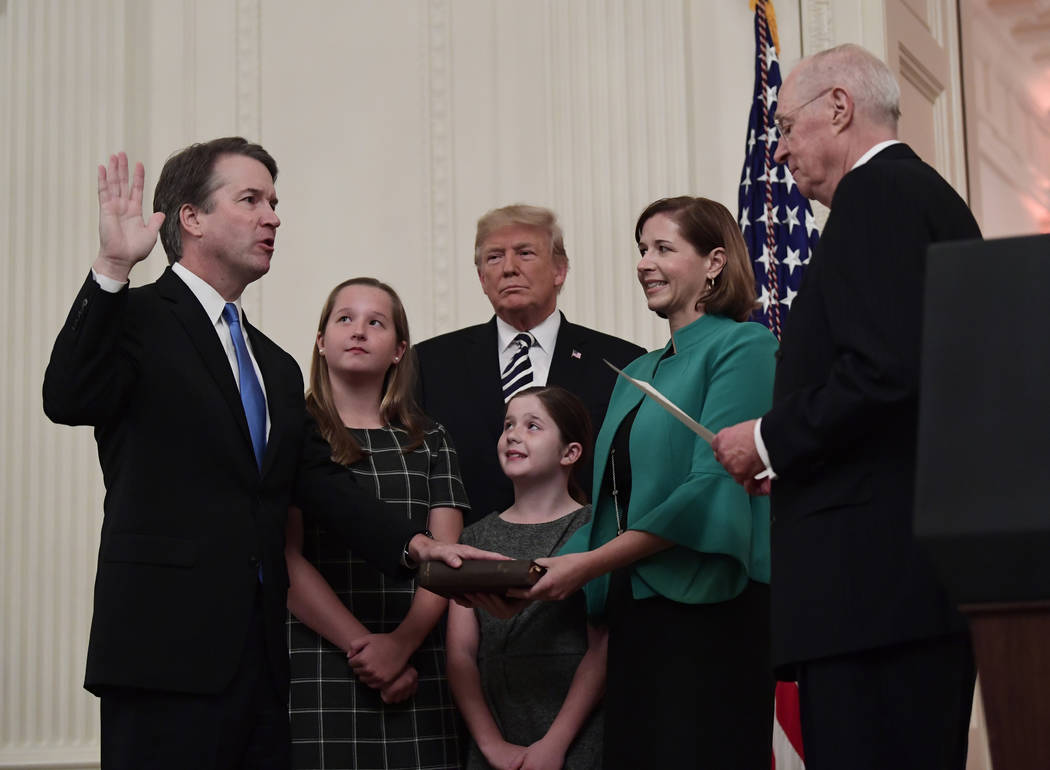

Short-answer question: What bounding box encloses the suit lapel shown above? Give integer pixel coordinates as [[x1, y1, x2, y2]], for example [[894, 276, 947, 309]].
[[473, 318, 510, 437], [157, 269, 256, 461], [548, 314, 589, 390]]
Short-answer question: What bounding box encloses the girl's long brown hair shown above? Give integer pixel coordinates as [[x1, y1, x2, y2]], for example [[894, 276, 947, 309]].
[[306, 277, 425, 465]]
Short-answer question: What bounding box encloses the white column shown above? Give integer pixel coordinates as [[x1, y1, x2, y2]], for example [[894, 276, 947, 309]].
[[1, 1, 128, 767]]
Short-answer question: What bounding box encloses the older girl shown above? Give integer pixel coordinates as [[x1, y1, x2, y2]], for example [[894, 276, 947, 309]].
[[286, 278, 467, 770]]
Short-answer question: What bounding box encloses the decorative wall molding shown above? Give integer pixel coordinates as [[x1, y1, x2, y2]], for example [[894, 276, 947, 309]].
[[0, 748, 99, 770], [235, 0, 261, 138], [427, 0, 455, 332], [961, 0, 1050, 234], [802, 0, 835, 55], [1, 0, 118, 766], [898, 45, 943, 103], [236, 0, 264, 320], [543, 0, 694, 350]]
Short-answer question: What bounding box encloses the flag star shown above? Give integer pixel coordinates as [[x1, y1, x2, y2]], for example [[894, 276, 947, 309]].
[[764, 83, 778, 110], [759, 128, 778, 149], [756, 205, 780, 226], [739, 206, 750, 235], [779, 286, 798, 309], [781, 166, 796, 194], [756, 243, 775, 270], [805, 209, 820, 238], [784, 205, 800, 234], [765, 44, 779, 69], [747, 129, 756, 153], [758, 285, 774, 314], [741, 165, 752, 192], [757, 166, 778, 184], [783, 247, 803, 274]]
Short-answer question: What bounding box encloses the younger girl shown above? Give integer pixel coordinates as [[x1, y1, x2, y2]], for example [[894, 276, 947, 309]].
[[447, 386, 607, 770], [286, 277, 467, 770]]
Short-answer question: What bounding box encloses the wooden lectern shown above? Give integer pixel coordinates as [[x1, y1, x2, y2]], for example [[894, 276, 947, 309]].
[[915, 233, 1050, 769]]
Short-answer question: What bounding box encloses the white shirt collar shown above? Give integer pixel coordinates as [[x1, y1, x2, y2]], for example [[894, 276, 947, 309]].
[[851, 140, 901, 170], [495, 309, 561, 353], [172, 261, 241, 325]]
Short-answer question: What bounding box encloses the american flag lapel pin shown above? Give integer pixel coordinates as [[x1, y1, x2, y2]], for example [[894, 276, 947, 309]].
[[571, 349, 582, 359]]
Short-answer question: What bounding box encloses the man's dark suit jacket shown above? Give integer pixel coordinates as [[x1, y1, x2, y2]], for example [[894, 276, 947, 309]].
[[761, 143, 981, 673], [43, 268, 415, 697], [415, 314, 644, 523]]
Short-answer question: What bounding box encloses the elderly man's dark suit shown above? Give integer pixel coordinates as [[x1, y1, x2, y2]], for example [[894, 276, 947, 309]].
[[43, 269, 414, 720], [760, 143, 981, 768], [415, 314, 644, 523]]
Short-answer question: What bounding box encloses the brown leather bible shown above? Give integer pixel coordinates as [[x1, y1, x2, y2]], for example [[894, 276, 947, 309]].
[[417, 559, 546, 598]]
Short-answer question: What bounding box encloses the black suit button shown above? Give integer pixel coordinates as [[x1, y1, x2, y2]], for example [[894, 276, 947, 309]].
[[72, 297, 89, 330]]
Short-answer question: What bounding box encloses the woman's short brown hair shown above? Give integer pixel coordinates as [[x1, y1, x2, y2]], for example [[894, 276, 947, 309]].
[[634, 196, 757, 322]]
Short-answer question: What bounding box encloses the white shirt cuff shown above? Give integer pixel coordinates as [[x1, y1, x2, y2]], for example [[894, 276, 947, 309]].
[[91, 269, 128, 294], [754, 418, 777, 480]]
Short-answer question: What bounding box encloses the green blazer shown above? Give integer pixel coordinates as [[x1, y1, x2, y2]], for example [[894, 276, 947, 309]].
[[562, 313, 777, 618]]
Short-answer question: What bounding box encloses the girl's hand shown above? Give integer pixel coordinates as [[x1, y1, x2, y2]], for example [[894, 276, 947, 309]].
[[379, 665, 418, 703], [347, 632, 412, 688], [463, 592, 531, 619], [507, 553, 593, 602], [480, 739, 528, 770], [521, 736, 568, 770]]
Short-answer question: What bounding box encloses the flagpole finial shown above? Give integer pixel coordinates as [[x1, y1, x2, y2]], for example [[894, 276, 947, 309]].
[[749, 0, 781, 56]]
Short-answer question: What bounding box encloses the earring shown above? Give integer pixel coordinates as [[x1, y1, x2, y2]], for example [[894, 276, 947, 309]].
[[393, 356, 400, 363], [319, 348, 325, 355], [706, 276, 715, 290]]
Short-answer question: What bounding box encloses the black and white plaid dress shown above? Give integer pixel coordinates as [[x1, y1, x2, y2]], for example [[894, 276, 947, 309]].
[[288, 422, 469, 770]]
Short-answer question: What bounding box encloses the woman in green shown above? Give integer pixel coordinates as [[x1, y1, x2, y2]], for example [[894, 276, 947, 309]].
[[512, 196, 777, 768]]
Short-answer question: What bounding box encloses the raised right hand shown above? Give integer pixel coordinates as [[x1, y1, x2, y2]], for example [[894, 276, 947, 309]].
[[94, 152, 165, 282]]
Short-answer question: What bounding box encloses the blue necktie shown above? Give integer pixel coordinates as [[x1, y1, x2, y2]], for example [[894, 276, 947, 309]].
[[222, 303, 267, 470]]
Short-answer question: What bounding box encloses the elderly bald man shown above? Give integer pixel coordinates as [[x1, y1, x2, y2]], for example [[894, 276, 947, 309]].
[[712, 44, 981, 770]]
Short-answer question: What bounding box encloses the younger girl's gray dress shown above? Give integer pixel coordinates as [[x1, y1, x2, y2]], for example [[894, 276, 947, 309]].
[[459, 506, 602, 770]]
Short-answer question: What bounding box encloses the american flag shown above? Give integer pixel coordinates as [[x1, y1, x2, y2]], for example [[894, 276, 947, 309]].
[[738, 0, 820, 342], [737, 2, 813, 769]]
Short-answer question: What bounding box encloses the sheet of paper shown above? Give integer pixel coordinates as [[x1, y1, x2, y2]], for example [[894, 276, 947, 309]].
[[604, 360, 715, 444]]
